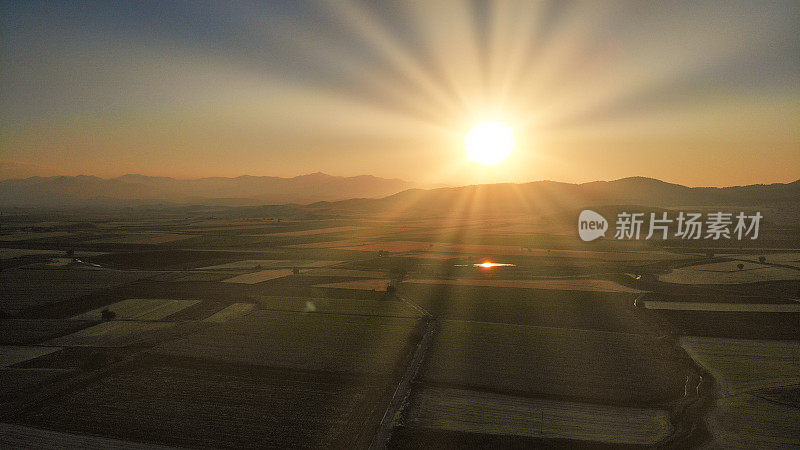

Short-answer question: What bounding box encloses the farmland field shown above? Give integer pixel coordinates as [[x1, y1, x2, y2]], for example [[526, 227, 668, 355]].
[[680, 336, 800, 447], [18, 361, 391, 448], [221, 269, 294, 284], [397, 283, 648, 333], [0, 319, 96, 345], [315, 279, 392, 291], [71, 298, 200, 320], [203, 302, 255, 322], [0, 232, 72, 241], [199, 259, 341, 270], [0, 269, 158, 313], [420, 320, 686, 405], [252, 225, 361, 236], [45, 321, 176, 347], [680, 337, 800, 395], [303, 268, 387, 278], [733, 252, 800, 268], [88, 233, 196, 244], [406, 278, 643, 293], [0, 368, 75, 404], [257, 296, 423, 318], [659, 261, 800, 284], [644, 301, 800, 312], [170, 271, 232, 282], [152, 310, 423, 376], [402, 386, 672, 445], [0, 249, 61, 259], [0, 346, 61, 367], [2, 206, 798, 447], [0, 423, 171, 449]]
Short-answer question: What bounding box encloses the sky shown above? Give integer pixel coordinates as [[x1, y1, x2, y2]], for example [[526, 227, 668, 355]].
[[1, 0, 798, 187]]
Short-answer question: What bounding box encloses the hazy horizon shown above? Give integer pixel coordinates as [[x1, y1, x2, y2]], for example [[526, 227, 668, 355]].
[[2, 165, 799, 190]]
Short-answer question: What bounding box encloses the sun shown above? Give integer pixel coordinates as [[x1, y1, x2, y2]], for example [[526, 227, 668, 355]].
[[465, 121, 514, 165]]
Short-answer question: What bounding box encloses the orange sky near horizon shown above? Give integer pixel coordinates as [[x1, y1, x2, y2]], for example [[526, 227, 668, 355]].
[[2, 1, 798, 187]]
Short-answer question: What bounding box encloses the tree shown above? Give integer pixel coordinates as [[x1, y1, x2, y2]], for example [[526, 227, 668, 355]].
[[758, 256, 766, 264], [737, 263, 744, 270]]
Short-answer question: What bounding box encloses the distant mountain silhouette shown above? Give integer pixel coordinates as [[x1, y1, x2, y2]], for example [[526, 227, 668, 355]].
[[2, 175, 798, 220], [0, 172, 414, 207], [307, 177, 800, 218]]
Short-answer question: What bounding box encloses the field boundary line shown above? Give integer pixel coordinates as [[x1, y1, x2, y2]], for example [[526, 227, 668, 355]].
[[370, 296, 434, 450]]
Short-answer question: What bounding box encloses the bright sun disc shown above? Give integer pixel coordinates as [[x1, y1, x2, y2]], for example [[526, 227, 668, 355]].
[[465, 121, 514, 165]]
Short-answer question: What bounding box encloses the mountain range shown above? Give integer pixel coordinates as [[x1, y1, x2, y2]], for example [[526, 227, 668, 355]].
[[305, 177, 800, 224], [2, 175, 799, 223], [0, 172, 414, 207]]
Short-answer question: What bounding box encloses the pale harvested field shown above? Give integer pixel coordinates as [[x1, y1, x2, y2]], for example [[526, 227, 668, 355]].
[[680, 336, 800, 447], [152, 310, 419, 376], [258, 297, 422, 318], [406, 386, 672, 445], [302, 268, 387, 278], [314, 279, 391, 291], [250, 226, 361, 237], [680, 337, 800, 395], [199, 259, 341, 270], [0, 232, 71, 241], [659, 263, 800, 284], [0, 423, 170, 449], [46, 321, 175, 347], [406, 278, 643, 293], [90, 233, 196, 244], [645, 302, 800, 312], [71, 299, 200, 321], [203, 303, 255, 323], [222, 269, 294, 284], [0, 346, 61, 367]]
